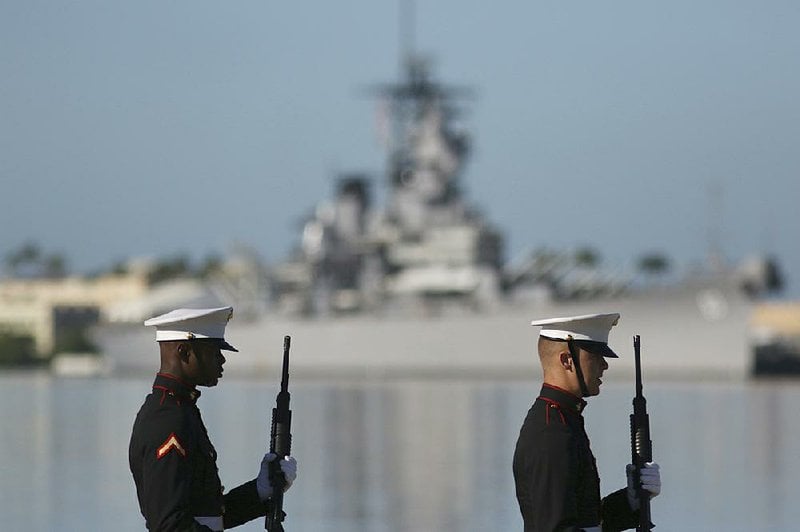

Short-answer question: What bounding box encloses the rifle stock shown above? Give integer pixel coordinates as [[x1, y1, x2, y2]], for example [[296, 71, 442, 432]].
[[265, 336, 292, 531], [630, 335, 653, 531]]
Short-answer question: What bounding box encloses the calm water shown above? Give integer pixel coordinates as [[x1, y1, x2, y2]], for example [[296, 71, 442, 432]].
[[2, 372, 800, 531]]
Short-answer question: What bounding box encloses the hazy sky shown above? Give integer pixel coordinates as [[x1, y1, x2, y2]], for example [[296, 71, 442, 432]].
[[2, 1, 799, 295]]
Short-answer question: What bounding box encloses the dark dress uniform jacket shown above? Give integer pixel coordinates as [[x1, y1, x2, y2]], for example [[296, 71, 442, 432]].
[[513, 384, 639, 532], [129, 374, 269, 531]]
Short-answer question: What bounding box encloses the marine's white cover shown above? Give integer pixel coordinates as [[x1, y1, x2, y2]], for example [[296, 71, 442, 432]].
[[144, 306, 233, 342], [530, 312, 620, 343]]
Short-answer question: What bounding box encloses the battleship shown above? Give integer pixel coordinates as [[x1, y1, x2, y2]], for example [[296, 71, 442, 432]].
[[93, 53, 789, 380]]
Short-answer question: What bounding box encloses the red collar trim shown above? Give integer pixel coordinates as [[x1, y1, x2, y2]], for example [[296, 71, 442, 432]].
[[542, 383, 582, 401], [153, 373, 200, 402], [539, 383, 587, 414]]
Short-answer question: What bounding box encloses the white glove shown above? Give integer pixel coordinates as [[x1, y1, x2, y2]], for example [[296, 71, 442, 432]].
[[256, 453, 298, 501], [626, 462, 661, 510]]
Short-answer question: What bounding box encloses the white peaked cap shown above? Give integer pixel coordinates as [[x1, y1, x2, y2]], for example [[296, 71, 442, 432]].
[[531, 312, 621, 357], [144, 306, 238, 351]]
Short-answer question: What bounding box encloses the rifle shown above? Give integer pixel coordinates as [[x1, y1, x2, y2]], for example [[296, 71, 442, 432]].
[[265, 336, 292, 532], [630, 335, 653, 531]]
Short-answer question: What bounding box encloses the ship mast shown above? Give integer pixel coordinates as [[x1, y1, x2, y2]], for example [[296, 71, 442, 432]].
[[399, 0, 416, 75], [374, 2, 473, 234], [270, 2, 503, 315]]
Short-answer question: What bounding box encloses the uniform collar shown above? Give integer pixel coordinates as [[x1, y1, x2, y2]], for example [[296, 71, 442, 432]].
[[539, 383, 587, 415], [153, 373, 201, 402]]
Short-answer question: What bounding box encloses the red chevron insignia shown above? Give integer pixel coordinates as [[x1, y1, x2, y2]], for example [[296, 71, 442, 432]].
[[156, 433, 187, 459]]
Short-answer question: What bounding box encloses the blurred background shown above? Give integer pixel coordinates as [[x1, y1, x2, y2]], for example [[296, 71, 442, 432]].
[[2, 1, 799, 530]]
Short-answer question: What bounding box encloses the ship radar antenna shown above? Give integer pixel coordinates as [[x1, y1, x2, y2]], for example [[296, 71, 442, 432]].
[[399, 0, 416, 75]]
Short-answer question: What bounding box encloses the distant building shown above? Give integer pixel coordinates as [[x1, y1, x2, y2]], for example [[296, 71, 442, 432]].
[[0, 272, 149, 357]]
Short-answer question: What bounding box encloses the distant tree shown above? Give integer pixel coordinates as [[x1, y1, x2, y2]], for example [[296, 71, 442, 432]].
[[199, 254, 223, 278], [638, 252, 672, 288], [5, 241, 41, 275], [0, 333, 38, 366], [574, 247, 601, 268], [763, 257, 784, 293], [43, 254, 67, 278], [638, 253, 671, 276], [147, 255, 192, 284], [741, 255, 785, 297], [4, 242, 68, 278], [110, 261, 129, 275]]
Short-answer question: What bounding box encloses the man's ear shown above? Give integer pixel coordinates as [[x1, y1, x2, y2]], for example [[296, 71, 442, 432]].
[[176, 342, 192, 363], [559, 351, 573, 371]]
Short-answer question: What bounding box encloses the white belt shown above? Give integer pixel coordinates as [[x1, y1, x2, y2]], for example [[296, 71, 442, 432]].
[[194, 516, 224, 531]]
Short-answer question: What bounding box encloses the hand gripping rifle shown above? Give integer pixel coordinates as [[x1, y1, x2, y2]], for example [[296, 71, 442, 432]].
[[265, 336, 292, 532], [630, 335, 653, 531]]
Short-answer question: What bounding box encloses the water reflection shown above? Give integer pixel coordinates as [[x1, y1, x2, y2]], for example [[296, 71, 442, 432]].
[[294, 382, 520, 532], [1, 374, 799, 531]]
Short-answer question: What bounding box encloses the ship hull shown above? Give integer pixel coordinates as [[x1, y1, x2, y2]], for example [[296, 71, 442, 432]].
[[96, 283, 754, 380]]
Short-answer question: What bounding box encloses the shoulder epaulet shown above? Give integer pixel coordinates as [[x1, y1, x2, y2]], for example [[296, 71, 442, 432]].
[[538, 396, 567, 425]]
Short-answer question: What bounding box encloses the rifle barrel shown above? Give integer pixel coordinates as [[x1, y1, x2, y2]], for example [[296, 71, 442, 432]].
[[266, 336, 293, 531], [631, 334, 653, 531], [281, 336, 290, 393], [634, 335, 642, 397]]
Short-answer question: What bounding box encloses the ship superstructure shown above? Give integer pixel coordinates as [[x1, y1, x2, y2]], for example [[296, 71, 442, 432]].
[[271, 55, 503, 316]]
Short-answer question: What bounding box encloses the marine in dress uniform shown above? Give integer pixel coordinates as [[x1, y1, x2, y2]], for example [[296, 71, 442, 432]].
[[512, 313, 661, 532], [129, 306, 297, 531]]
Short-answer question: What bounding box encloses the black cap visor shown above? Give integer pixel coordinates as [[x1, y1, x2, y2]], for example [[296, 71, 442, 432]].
[[219, 340, 239, 353], [541, 336, 619, 358], [574, 339, 618, 358], [187, 337, 239, 353]]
